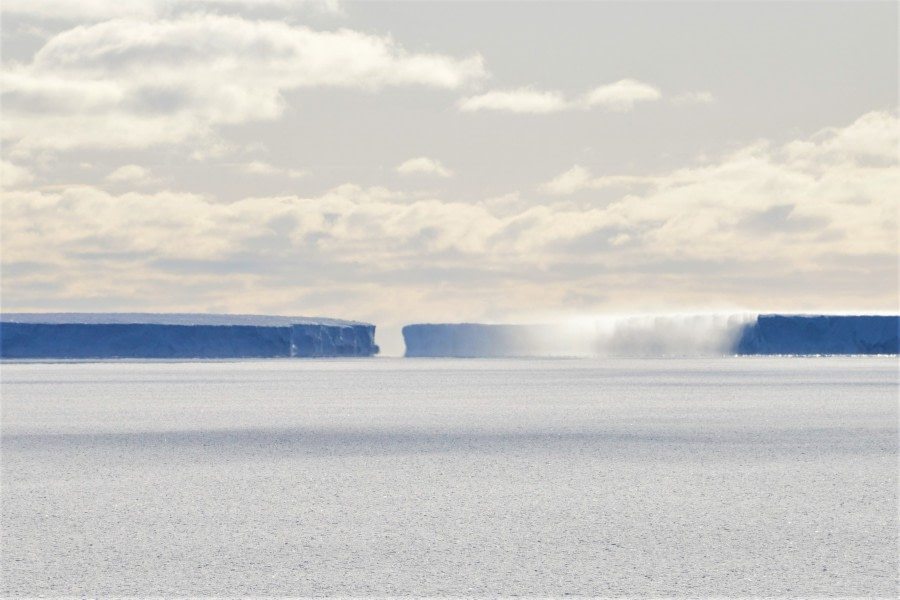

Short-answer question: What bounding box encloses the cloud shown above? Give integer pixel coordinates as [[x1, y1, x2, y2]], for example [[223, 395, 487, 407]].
[[580, 79, 661, 111], [671, 91, 716, 106], [241, 161, 307, 179], [1, 14, 488, 151], [0, 160, 35, 189], [783, 110, 898, 168], [458, 88, 569, 114], [2, 111, 896, 320], [459, 79, 663, 114], [541, 165, 654, 195], [540, 165, 593, 195], [104, 164, 156, 185], [395, 157, 453, 178], [537, 110, 898, 263]]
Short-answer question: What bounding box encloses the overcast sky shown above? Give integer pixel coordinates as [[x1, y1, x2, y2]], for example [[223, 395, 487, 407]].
[[1, 0, 897, 354]]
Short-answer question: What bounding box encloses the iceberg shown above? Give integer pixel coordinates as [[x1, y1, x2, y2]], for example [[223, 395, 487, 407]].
[[403, 315, 899, 357], [0, 313, 379, 359]]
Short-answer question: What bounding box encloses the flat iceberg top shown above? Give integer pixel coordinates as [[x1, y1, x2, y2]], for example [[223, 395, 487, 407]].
[[0, 313, 370, 327]]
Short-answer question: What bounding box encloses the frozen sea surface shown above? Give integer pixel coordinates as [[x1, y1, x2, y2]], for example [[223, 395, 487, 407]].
[[1, 358, 897, 597]]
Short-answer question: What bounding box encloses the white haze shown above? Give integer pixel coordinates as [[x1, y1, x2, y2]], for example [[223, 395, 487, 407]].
[[523, 313, 758, 358]]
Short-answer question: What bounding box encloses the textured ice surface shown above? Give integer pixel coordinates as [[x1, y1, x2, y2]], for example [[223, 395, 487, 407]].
[[403, 315, 899, 357], [1, 358, 897, 596], [0, 313, 378, 358]]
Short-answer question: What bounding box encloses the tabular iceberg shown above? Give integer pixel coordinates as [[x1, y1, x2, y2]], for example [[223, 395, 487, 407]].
[[403, 315, 899, 357], [0, 313, 379, 359]]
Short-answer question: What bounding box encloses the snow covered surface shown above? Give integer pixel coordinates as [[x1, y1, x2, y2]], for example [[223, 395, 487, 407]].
[[2, 358, 896, 596], [0, 313, 378, 358], [0, 312, 366, 327]]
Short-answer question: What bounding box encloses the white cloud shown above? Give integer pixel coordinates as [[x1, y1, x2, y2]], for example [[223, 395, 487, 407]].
[[395, 157, 453, 178], [241, 161, 307, 179], [104, 164, 155, 185], [459, 79, 663, 114], [540, 165, 593, 195], [536, 110, 898, 263], [580, 79, 661, 111], [2, 15, 488, 151], [671, 91, 716, 106], [0, 160, 35, 189], [458, 88, 569, 114], [2, 111, 896, 319], [541, 165, 656, 196], [783, 110, 899, 168]]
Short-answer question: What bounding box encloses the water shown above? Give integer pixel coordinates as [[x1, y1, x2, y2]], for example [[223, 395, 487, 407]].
[[2, 358, 897, 596]]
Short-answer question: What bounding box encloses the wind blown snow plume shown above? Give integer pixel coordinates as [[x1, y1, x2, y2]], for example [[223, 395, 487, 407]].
[[404, 314, 755, 357], [402, 314, 899, 357]]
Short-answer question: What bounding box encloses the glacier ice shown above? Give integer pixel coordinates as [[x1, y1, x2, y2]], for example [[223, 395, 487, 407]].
[[0, 313, 379, 359]]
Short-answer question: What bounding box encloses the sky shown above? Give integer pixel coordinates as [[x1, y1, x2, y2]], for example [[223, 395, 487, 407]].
[[1, 0, 898, 355]]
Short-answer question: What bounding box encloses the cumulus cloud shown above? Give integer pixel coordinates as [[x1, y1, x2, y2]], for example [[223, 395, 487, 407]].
[[541, 166, 657, 196], [0, 160, 35, 189], [1, 14, 487, 151], [395, 157, 453, 177], [104, 164, 156, 185], [2, 111, 896, 318], [459, 79, 663, 114], [580, 79, 661, 111], [537, 111, 898, 262], [458, 88, 569, 114], [241, 161, 307, 179], [540, 165, 593, 195]]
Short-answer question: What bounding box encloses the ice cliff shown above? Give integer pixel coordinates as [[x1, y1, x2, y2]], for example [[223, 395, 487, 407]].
[[0, 313, 379, 359], [735, 315, 898, 355], [403, 315, 899, 357]]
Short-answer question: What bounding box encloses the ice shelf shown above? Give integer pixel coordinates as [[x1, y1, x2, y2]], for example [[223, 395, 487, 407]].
[[0, 313, 379, 358]]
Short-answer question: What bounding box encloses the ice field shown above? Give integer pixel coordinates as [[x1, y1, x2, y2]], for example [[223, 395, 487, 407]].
[[2, 357, 897, 596]]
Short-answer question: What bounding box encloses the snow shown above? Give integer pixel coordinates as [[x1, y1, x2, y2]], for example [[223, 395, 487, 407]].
[[0, 312, 366, 327]]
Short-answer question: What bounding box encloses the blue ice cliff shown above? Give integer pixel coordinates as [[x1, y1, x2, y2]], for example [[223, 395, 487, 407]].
[[734, 315, 898, 355], [0, 313, 379, 359], [403, 315, 899, 357]]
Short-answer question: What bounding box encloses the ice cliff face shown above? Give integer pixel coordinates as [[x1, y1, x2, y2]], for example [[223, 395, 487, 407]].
[[403, 315, 899, 357], [0, 313, 379, 359], [735, 315, 898, 355]]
